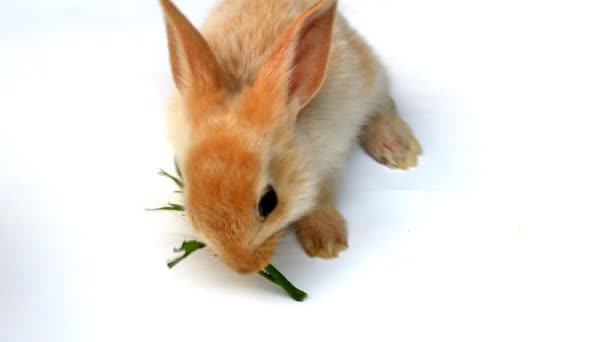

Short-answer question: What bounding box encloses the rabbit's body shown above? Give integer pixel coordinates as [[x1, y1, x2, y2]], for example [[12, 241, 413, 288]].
[[160, 0, 420, 273]]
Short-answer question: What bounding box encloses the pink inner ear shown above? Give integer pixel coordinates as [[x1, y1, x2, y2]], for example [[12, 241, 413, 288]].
[[289, 22, 318, 96], [287, 12, 333, 108]]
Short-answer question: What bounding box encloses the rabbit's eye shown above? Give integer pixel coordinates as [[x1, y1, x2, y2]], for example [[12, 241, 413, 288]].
[[258, 186, 278, 219]]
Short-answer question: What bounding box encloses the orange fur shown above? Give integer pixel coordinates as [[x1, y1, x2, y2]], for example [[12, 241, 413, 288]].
[[236, 86, 284, 129], [184, 131, 274, 273]]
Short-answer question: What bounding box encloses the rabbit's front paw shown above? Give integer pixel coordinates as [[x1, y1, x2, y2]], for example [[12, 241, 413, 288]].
[[294, 206, 348, 259]]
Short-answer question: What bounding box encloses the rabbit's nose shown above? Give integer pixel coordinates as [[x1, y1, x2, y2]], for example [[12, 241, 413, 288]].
[[236, 266, 258, 274], [223, 252, 265, 274], [233, 262, 264, 274]]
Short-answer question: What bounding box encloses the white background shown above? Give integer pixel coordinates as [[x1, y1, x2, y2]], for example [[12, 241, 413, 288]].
[[1, 0, 607, 341]]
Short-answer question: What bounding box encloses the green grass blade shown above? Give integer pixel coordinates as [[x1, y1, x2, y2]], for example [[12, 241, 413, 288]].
[[173, 158, 183, 179], [158, 169, 184, 189], [263, 265, 308, 302], [167, 240, 206, 269], [146, 202, 184, 212]]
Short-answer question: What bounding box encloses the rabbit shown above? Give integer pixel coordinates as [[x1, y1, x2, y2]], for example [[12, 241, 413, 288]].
[[158, 0, 421, 274]]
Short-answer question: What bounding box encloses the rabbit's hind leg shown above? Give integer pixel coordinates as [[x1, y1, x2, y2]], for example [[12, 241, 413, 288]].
[[359, 96, 421, 170]]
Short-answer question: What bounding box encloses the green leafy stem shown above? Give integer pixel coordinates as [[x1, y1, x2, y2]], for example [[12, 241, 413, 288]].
[[148, 160, 307, 302]]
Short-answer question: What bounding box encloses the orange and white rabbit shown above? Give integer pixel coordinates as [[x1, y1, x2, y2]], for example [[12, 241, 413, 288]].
[[158, 0, 421, 273]]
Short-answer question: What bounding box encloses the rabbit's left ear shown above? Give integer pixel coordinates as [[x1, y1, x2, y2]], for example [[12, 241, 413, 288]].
[[159, 0, 224, 97], [254, 0, 338, 114]]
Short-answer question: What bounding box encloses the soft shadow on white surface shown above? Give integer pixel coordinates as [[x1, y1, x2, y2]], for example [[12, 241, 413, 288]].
[[1, 0, 607, 341]]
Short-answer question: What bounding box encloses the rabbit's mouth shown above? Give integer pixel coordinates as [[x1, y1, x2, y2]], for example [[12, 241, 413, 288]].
[[221, 232, 281, 274]]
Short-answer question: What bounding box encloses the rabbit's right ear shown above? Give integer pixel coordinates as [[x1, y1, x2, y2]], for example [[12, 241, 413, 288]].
[[252, 0, 337, 120], [159, 0, 223, 96]]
